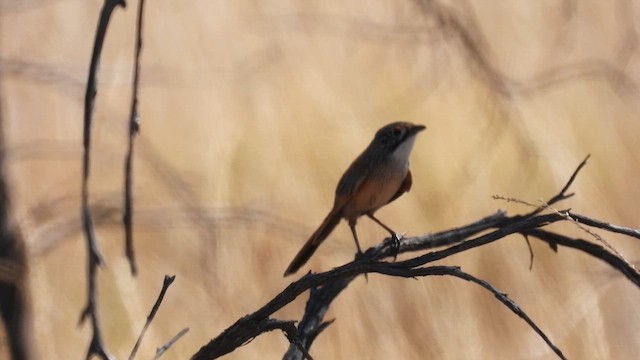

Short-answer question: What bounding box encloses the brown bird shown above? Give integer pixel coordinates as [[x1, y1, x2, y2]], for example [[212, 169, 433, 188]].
[[284, 121, 426, 276]]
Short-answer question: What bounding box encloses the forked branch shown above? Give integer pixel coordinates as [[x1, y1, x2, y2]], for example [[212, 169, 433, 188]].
[[192, 156, 640, 360]]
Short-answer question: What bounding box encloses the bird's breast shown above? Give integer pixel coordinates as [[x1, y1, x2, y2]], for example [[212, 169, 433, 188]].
[[341, 159, 408, 219]]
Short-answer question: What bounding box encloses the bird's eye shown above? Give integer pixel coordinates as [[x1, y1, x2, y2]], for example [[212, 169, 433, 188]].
[[392, 128, 402, 137]]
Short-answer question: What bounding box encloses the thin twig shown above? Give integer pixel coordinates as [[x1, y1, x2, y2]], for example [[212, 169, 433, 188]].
[[153, 328, 190, 360], [556, 154, 590, 201], [524, 229, 640, 286], [124, 0, 146, 276], [370, 265, 567, 360], [80, 1, 126, 359], [569, 211, 640, 240], [522, 234, 534, 270], [526, 154, 590, 217], [491, 195, 537, 208], [549, 206, 638, 274], [492, 156, 592, 271], [129, 275, 176, 360]]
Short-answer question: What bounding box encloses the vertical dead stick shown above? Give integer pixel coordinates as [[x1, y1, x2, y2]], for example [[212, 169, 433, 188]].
[[124, 0, 146, 276], [129, 275, 176, 360], [80, 0, 126, 359], [0, 91, 33, 360]]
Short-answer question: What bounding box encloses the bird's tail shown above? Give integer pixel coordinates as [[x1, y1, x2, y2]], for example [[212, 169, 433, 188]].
[[284, 211, 341, 276]]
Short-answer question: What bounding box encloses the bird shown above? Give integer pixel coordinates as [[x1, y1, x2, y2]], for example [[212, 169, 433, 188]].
[[284, 121, 426, 276]]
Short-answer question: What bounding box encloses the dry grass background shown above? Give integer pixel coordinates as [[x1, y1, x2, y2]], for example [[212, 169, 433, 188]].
[[2, 0, 640, 359]]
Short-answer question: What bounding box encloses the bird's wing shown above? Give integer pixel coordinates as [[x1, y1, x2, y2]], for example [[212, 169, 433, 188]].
[[386, 169, 412, 204], [333, 152, 371, 210]]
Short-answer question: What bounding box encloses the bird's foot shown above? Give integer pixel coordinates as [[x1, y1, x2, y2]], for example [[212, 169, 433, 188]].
[[390, 232, 405, 262], [352, 251, 369, 283]]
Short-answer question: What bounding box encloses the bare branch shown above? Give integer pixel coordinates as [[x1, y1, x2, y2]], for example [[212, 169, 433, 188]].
[[80, 0, 126, 359], [192, 317, 313, 360], [524, 229, 640, 287], [569, 211, 640, 240], [522, 234, 534, 270], [545, 206, 637, 274], [526, 154, 590, 217], [261, 319, 313, 360], [369, 265, 567, 360], [0, 91, 32, 360], [129, 275, 176, 360], [153, 328, 189, 360], [124, 0, 146, 277], [192, 156, 640, 359], [379, 210, 507, 256]]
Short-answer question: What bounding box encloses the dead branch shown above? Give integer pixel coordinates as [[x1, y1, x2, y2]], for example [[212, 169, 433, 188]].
[[153, 328, 190, 360], [191, 157, 640, 360], [568, 212, 640, 240], [129, 275, 177, 360], [526, 154, 590, 217], [0, 87, 32, 360], [80, 0, 126, 359], [123, 0, 146, 276], [363, 265, 566, 360]]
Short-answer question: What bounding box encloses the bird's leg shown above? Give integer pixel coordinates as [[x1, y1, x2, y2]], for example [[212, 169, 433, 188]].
[[367, 213, 397, 236], [349, 219, 369, 282], [348, 219, 364, 255], [367, 213, 402, 261]]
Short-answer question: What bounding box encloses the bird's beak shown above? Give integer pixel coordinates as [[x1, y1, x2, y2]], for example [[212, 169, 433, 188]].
[[409, 124, 426, 135]]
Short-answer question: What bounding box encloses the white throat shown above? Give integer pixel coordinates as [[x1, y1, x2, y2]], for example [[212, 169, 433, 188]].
[[392, 134, 417, 163]]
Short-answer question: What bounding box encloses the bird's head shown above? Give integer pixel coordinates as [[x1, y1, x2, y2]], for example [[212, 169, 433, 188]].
[[373, 121, 426, 157]]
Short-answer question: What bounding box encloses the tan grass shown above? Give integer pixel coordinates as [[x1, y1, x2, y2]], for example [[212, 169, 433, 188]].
[[2, 1, 640, 359]]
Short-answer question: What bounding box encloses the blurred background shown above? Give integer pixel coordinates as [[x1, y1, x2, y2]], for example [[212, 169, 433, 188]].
[[1, 0, 640, 359]]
